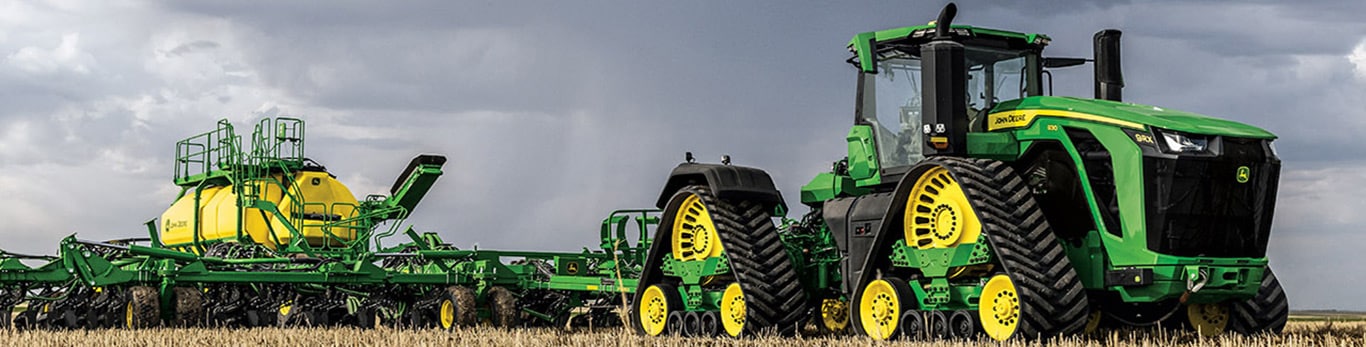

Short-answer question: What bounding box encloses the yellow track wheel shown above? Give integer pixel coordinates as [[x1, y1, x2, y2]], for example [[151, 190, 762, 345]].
[[859, 278, 909, 340], [671, 194, 725, 261], [720, 283, 747, 337], [439, 299, 456, 330], [820, 298, 849, 333], [980, 274, 1020, 341], [639, 284, 675, 336], [904, 166, 981, 249], [1187, 303, 1229, 336]]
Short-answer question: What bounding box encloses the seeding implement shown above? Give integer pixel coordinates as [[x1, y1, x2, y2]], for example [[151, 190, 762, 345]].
[[633, 3, 1287, 341], [2, 117, 659, 331]]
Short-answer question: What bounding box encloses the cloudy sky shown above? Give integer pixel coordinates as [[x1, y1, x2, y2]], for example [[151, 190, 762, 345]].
[[2, 1, 1364, 310]]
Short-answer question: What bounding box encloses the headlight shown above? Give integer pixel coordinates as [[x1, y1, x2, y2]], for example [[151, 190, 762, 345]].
[[1157, 130, 1209, 154]]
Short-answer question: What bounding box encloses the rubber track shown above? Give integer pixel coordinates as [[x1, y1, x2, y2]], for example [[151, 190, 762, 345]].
[[680, 185, 806, 335], [935, 157, 1089, 339], [1229, 268, 1288, 334]]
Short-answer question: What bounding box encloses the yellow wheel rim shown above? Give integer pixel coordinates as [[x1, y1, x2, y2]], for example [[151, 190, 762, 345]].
[[639, 285, 670, 336], [279, 303, 292, 317], [820, 298, 849, 332], [904, 167, 981, 250], [858, 279, 902, 340], [671, 194, 725, 262], [1186, 303, 1229, 336], [720, 283, 746, 337], [980, 274, 1019, 341], [439, 299, 456, 329], [125, 301, 135, 328], [1084, 310, 1102, 334]]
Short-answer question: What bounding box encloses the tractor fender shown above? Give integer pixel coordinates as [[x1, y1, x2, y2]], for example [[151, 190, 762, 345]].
[[654, 163, 786, 211]]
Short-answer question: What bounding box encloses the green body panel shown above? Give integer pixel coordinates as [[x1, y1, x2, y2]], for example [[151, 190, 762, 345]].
[[993, 96, 1277, 139], [845, 125, 882, 187]]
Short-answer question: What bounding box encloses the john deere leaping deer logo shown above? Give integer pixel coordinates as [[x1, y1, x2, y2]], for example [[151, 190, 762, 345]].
[[1236, 166, 1251, 183]]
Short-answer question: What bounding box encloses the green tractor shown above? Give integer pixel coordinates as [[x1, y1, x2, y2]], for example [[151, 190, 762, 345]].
[[631, 3, 1287, 341]]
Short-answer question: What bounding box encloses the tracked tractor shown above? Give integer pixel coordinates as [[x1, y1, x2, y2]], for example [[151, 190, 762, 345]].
[[633, 3, 1287, 341]]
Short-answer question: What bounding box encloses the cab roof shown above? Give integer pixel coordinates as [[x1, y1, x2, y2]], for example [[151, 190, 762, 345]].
[[848, 23, 1051, 72]]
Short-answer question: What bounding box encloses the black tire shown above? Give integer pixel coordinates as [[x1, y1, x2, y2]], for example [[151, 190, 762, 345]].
[[487, 287, 519, 328], [126, 286, 160, 329], [440, 286, 478, 330], [1229, 268, 1288, 335], [173, 287, 204, 327], [926, 157, 1090, 339], [660, 185, 806, 336], [1, 305, 10, 330]]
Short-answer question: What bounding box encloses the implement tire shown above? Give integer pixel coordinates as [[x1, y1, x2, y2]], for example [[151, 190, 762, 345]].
[[439, 286, 478, 330], [173, 287, 204, 327], [1229, 268, 1289, 335], [125, 286, 160, 329], [487, 287, 520, 328]]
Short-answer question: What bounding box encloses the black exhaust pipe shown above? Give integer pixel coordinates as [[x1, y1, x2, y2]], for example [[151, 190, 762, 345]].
[[1093, 29, 1124, 102], [921, 3, 968, 156]]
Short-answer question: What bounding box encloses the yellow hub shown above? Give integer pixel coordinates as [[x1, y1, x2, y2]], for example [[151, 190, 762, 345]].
[[439, 299, 456, 329], [904, 167, 981, 250], [720, 282, 747, 337], [980, 274, 1020, 341], [858, 279, 903, 340], [279, 303, 292, 317], [820, 298, 849, 332], [671, 194, 725, 261], [639, 285, 670, 336], [1186, 303, 1230, 336]]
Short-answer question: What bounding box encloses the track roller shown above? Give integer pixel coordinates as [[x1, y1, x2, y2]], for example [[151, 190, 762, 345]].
[[926, 310, 949, 339], [949, 310, 978, 338], [900, 310, 926, 340]]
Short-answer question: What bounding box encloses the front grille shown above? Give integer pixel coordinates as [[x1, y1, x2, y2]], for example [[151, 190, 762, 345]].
[[1143, 137, 1280, 257]]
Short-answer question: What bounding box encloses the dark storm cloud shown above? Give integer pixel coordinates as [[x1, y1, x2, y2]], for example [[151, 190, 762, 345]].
[[0, 0, 1362, 310]]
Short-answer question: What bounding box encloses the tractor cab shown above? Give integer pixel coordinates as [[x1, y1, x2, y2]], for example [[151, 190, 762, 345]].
[[848, 24, 1048, 180]]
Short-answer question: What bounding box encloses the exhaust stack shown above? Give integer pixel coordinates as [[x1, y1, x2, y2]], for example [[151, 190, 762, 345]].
[[1094, 29, 1124, 102], [921, 3, 969, 156]]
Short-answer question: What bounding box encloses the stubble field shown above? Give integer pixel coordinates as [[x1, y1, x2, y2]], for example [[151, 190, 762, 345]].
[[1, 319, 1362, 347]]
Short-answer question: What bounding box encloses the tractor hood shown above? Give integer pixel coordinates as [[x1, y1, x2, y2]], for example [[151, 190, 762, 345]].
[[992, 96, 1276, 139]]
